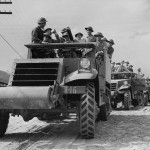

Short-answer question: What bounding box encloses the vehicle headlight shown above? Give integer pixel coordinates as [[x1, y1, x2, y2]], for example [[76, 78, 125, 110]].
[[80, 58, 91, 69]]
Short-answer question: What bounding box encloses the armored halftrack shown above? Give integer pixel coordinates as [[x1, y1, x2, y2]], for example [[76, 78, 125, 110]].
[[0, 42, 111, 139], [111, 72, 148, 110]]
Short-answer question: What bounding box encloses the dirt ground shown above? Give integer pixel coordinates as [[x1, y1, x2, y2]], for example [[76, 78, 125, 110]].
[[1, 105, 150, 150]]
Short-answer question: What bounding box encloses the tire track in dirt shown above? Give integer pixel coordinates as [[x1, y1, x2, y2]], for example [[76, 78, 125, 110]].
[[1, 106, 150, 150], [0, 117, 79, 150]]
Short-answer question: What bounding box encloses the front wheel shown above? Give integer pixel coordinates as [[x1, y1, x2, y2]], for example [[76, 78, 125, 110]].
[[124, 91, 132, 110], [144, 94, 148, 106], [0, 110, 9, 137], [80, 82, 96, 139]]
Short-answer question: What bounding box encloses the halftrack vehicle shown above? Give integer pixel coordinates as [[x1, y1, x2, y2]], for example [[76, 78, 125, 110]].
[[0, 42, 111, 139], [111, 72, 148, 110]]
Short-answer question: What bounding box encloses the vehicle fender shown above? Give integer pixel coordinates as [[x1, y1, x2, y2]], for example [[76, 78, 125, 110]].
[[0, 70, 10, 84], [64, 69, 98, 84]]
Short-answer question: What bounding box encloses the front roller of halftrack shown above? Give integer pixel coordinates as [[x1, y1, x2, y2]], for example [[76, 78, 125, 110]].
[[80, 82, 96, 139]]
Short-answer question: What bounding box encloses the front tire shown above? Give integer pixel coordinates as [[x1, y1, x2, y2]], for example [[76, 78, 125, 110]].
[[124, 91, 131, 110], [0, 110, 9, 137], [80, 82, 96, 139], [144, 94, 148, 106]]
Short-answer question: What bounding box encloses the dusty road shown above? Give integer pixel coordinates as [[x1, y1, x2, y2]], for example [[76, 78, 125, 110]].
[[1, 106, 150, 150]]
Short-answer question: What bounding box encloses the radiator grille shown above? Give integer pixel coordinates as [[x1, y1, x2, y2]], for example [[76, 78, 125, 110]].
[[111, 83, 117, 91], [12, 62, 59, 86]]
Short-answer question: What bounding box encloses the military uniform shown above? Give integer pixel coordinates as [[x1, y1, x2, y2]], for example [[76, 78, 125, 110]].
[[31, 26, 44, 43], [59, 32, 77, 58], [86, 35, 96, 42], [40, 29, 60, 58], [107, 46, 114, 59]]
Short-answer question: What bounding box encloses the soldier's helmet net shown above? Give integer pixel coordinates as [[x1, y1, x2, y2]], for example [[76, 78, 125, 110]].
[[38, 17, 47, 24]]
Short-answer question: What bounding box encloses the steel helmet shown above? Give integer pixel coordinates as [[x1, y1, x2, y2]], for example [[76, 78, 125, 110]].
[[109, 39, 115, 44], [75, 32, 83, 37], [85, 26, 94, 32], [94, 32, 104, 37], [37, 17, 47, 24]]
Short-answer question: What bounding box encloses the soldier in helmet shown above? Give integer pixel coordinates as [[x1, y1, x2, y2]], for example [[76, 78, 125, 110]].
[[107, 39, 115, 60], [128, 65, 133, 72], [83, 26, 96, 57], [94, 32, 105, 59], [111, 62, 116, 73], [31, 17, 47, 58], [74, 32, 86, 57], [74, 32, 86, 42], [125, 61, 130, 68], [43, 28, 60, 43], [94, 32, 104, 51], [41, 28, 60, 58], [31, 17, 47, 44], [85, 26, 96, 42], [58, 30, 77, 58]]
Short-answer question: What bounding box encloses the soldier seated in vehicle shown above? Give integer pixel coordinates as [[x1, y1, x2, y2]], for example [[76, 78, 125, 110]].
[[74, 32, 86, 58], [107, 39, 115, 60], [40, 28, 60, 58], [94, 32, 105, 61], [59, 31, 77, 58]]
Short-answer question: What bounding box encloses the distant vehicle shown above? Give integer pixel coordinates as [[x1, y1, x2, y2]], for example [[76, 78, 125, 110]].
[[0, 41, 111, 139], [111, 72, 148, 110]]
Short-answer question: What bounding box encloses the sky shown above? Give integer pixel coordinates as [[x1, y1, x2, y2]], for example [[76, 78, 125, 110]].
[[0, 0, 150, 76]]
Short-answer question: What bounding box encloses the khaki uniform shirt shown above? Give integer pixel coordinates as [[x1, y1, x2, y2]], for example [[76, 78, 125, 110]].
[[86, 34, 96, 42]]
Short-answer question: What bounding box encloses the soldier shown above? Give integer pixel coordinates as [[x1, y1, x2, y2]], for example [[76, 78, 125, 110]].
[[31, 17, 47, 44], [125, 61, 130, 68], [31, 17, 47, 58], [107, 39, 115, 60], [59, 32, 77, 58], [137, 68, 143, 78], [102, 37, 109, 49], [41, 28, 60, 58], [128, 65, 133, 72], [111, 62, 116, 73], [74, 32, 86, 42], [62, 32, 71, 43], [94, 32, 105, 59], [85, 26, 96, 42], [43, 28, 60, 43], [74, 32, 86, 57], [94, 32, 104, 51], [83, 26, 96, 57]]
